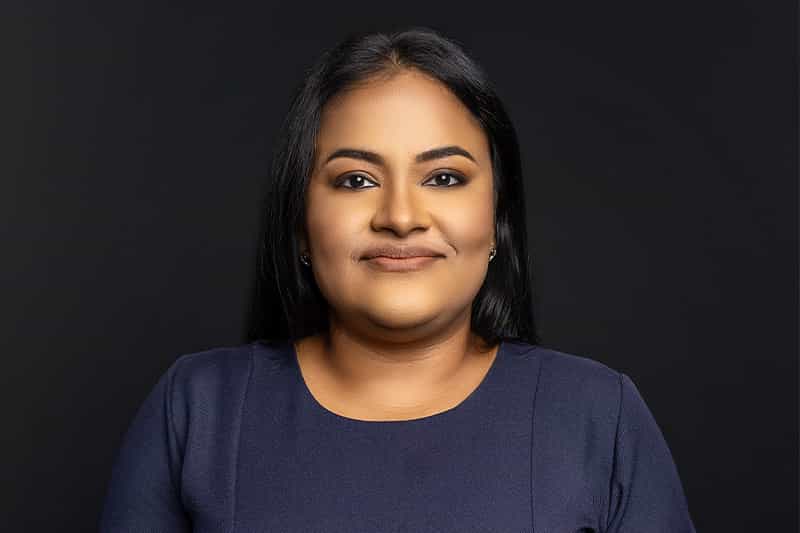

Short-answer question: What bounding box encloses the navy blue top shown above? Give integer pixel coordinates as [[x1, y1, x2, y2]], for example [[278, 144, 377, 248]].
[[99, 339, 696, 532]]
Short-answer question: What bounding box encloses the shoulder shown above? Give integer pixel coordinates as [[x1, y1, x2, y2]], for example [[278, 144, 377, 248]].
[[156, 341, 291, 445], [166, 341, 256, 394], [536, 344, 622, 394], [505, 341, 624, 421], [505, 340, 623, 392], [164, 339, 293, 399]]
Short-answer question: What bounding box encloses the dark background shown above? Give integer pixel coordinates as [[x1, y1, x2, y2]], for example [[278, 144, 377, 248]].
[[3, 1, 797, 531]]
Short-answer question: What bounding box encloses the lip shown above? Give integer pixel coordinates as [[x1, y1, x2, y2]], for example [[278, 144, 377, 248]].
[[364, 256, 442, 272], [361, 245, 445, 260]]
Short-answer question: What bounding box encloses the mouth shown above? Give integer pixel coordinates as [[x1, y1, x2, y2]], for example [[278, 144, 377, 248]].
[[362, 255, 442, 272]]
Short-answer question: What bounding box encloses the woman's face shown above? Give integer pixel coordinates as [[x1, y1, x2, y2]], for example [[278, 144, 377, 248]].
[[304, 68, 495, 340]]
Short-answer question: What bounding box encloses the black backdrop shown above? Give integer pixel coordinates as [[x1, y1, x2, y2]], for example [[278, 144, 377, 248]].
[[3, 2, 797, 531]]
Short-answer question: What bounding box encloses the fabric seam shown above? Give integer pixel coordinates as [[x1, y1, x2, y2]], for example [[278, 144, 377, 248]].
[[528, 347, 545, 533], [230, 343, 255, 532], [602, 371, 625, 532], [166, 354, 187, 501]]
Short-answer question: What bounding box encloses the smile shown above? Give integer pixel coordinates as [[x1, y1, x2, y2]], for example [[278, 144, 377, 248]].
[[363, 256, 442, 272]]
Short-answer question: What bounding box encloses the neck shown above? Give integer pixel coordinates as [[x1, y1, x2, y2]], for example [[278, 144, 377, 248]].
[[294, 318, 497, 417]]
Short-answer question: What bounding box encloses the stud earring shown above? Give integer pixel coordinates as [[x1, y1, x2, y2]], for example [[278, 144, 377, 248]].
[[488, 245, 496, 262], [300, 252, 311, 266]]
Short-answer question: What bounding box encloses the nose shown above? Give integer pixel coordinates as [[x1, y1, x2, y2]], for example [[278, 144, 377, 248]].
[[370, 177, 431, 237]]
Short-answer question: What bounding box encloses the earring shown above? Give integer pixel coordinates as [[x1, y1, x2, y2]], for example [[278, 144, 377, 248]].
[[300, 252, 311, 266], [488, 245, 496, 262]]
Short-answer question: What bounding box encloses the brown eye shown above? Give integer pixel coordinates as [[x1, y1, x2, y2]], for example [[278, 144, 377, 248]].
[[335, 174, 377, 189], [424, 172, 466, 187], [334, 171, 466, 189]]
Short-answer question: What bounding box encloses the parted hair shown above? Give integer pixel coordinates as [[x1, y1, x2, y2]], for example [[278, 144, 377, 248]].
[[246, 26, 539, 348]]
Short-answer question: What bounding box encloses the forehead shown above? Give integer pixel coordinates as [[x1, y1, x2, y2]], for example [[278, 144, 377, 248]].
[[315, 69, 490, 167]]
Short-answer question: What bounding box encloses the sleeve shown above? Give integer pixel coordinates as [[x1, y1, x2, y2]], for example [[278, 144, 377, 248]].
[[604, 372, 697, 533], [98, 359, 192, 532]]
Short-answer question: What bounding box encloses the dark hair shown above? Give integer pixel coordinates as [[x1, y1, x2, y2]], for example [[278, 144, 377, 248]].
[[246, 26, 539, 348]]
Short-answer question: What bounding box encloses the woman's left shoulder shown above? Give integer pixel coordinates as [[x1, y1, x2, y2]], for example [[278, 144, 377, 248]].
[[505, 341, 626, 418]]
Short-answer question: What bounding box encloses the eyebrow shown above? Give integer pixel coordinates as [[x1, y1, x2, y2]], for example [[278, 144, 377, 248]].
[[323, 145, 477, 167]]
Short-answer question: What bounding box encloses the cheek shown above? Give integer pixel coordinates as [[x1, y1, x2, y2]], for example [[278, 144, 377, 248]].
[[304, 209, 358, 305], [447, 200, 495, 254], [307, 214, 351, 260], [306, 186, 344, 251], [305, 191, 368, 272]]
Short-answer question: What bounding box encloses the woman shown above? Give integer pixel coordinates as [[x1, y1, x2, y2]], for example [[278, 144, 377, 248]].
[[100, 27, 696, 532]]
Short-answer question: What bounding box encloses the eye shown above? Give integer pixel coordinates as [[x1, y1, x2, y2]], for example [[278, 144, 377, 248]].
[[423, 171, 467, 187], [335, 173, 378, 190], [334, 171, 467, 190]]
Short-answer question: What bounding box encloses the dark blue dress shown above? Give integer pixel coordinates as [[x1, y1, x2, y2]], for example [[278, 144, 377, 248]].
[[99, 339, 696, 532]]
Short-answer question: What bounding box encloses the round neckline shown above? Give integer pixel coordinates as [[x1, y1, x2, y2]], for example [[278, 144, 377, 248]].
[[289, 339, 505, 425]]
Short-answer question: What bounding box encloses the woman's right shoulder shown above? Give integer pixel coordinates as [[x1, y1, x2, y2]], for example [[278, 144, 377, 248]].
[[164, 339, 291, 397], [150, 340, 292, 445]]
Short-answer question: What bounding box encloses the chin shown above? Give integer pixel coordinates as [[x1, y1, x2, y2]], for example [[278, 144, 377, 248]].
[[363, 316, 445, 339], [358, 300, 443, 329]]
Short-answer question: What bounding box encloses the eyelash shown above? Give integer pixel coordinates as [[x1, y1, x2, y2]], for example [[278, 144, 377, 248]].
[[334, 171, 467, 190]]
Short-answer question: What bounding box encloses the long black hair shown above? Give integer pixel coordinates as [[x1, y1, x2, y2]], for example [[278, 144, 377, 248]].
[[246, 26, 539, 348]]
